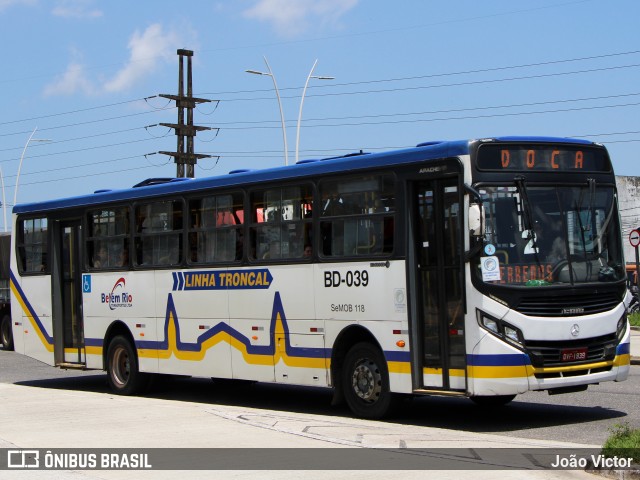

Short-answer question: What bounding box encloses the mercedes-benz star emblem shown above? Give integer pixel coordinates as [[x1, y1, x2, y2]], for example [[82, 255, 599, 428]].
[[570, 324, 580, 337]]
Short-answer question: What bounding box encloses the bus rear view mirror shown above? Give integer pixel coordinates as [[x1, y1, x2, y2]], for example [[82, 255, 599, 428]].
[[469, 203, 484, 237]]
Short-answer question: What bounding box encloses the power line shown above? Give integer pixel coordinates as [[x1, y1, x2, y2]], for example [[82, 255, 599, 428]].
[[0, 0, 601, 89], [3, 49, 638, 129], [0, 106, 173, 139], [3, 89, 638, 157], [0, 137, 159, 165], [207, 92, 640, 128], [209, 63, 640, 103], [203, 101, 640, 131], [0, 97, 154, 127], [0, 126, 152, 153], [2, 95, 638, 170], [203, 49, 640, 97], [6, 127, 640, 187]]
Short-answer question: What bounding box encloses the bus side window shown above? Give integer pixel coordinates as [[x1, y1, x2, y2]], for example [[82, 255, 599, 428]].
[[319, 174, 395, 258], [87, 207, 130, 269], [134, 200, 183, 267], [249, 184, 313, 261], [17, 217, 49, 274], [188, 192, 244, 264]]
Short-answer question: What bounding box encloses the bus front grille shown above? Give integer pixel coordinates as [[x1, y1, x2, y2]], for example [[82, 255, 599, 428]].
[[524, 333, 617, 368], [515, 293, 620, 317]]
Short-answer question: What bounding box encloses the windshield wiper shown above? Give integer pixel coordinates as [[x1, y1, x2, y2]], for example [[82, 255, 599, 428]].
[[572, 179, 597, 281], [514, 176, 544, 276]]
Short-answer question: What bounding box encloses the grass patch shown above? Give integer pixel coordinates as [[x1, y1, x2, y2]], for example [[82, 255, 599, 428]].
[[630, 312, 640, 328], [602, 423, 640, 464]]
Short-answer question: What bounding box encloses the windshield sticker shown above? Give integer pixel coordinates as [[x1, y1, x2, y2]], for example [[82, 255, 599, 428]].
[[484, 244, 496, 255], [481, 256, 501, 282]]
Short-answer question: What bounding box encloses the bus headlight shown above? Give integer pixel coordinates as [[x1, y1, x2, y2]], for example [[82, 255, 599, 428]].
[[617, 314, 627, 342], [504, 325, 521, 344], [481, 316, 499, 334], [477, 310, 524, 346]]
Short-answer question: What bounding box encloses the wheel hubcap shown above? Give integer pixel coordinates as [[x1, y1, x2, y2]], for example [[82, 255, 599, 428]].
[[351, 358, 382, 403], [111, 347, 130, 387]]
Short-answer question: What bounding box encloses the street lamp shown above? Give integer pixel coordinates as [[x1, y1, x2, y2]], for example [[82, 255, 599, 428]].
[[14, 127, 51, 208], [246, 57, 289, 166], [247, 57, 334, 166], [296, 59, 334, 164]]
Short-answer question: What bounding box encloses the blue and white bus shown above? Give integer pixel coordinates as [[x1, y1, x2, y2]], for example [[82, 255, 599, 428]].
[[10, 137, 631, 418]]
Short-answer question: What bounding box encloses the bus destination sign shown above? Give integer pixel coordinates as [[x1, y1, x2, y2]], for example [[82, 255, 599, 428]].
[[476, 144, 612, 172]]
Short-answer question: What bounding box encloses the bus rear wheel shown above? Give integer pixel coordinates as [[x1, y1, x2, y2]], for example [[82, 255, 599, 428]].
[[1, 314, 13, 351], [342, 342, 394, 419], [106, 335, 150, 395]]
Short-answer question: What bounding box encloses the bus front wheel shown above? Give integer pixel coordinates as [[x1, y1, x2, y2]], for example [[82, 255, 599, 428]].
[[1, 314, 13, 351], [106, 335, 150, 395], [342, 342, 394, 419]]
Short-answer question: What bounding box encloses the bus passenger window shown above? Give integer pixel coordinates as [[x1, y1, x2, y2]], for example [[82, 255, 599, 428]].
[[188, 192, 244, 264], [249, 184, 313, 261], [319, 173, 395, 258], [17, 217, 49, 274], [86, 207, 130, 269], [134, 200, 183, 267]]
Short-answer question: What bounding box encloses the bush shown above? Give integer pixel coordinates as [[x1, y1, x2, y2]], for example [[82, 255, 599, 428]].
[[602, 423, 640, 464], [629, 312, 640, 328]]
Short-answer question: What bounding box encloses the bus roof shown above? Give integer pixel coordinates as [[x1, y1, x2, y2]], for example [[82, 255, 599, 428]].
[[13, 136, 598, 215]]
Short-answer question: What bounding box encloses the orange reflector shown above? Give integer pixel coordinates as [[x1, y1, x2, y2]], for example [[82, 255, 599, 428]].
[[251, 335, 258, 341], [140, 333, 145, 337], [396, 340, 406, 348]]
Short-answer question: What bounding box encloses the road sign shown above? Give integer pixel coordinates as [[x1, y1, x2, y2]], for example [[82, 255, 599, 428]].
[[630, 229, 640, 248]]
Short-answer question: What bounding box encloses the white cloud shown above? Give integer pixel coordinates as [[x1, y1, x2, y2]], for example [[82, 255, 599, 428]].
[[43, 23, 187, 97], [103, 23, 181, 93], [243, 0, 358, 37], [43, 62, 95, 96], [52, 0, 102, 19]]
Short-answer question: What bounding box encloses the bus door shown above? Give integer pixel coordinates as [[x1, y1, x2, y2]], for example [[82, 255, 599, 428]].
[[407, 176, 466, 392], [52, 219, 85, 366]]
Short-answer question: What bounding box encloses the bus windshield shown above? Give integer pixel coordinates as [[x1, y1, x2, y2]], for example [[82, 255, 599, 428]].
[[477, 184, 624, 286]]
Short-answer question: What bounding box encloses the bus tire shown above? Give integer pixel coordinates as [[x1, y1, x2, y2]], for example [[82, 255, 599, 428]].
[[470, 394, 516, 407], [342, 342, 394, 419], [1, 314, 13, 351], [106, 335, 150, 395]]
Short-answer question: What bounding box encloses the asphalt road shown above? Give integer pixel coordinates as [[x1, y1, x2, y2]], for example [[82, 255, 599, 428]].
[[0, 346, 637, 447]]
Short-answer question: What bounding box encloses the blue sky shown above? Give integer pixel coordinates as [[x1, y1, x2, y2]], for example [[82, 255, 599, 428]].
[[0, 0, 639, 228]]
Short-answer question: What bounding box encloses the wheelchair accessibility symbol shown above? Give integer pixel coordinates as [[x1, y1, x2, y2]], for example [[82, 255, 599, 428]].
[[82, 275, 91, 293]]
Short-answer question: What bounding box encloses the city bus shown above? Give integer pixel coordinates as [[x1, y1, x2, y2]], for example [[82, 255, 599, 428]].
[[9, 137, 631, 418]]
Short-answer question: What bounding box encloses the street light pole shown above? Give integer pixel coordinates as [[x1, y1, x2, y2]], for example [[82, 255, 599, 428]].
[[246, 56, 289, 166], [247, 58, 334, 166], [295, 59, 334, 164], [14, 127, 51, 208]]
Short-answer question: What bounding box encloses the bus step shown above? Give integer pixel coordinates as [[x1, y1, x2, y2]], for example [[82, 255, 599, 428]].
[[412, 389, 466, 397], [57, 362, 87, 370]]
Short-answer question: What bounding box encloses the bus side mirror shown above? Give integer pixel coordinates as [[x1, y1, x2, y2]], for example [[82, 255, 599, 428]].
[[469, 203, 484, 237]]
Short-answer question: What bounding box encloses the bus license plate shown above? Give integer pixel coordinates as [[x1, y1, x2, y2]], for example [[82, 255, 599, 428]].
[[561, 348, 587, 362]]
